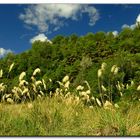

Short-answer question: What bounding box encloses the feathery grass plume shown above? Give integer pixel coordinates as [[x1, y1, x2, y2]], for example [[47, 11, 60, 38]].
[[76, 85, 84, 91], [31, 76, 36, 82], [89, 106, 94, 109], [104, 100, 113, 109], [85, 90, 91, 94], [57, 81, 64, 87], [126, 84, 129, 89], [114, 67, 119, 75], [131, 80, 134, 87], [7, 98, 14, 104], [101, 62, 107, 71], [8, 63, 15, 73], [19, 80, 28, 87], [98, 69, 102, 78], [137, 85, 140, 91], [35, 80, 42, 86], [42, 79, 46, 90], [27, 103, 33, 109], [96, 98, 102, 107], [111, 65, 117, 73], [33, 68, 41, 76], [0, 83, 6, 92], [91, 96, 95, 101], [62, 75, 69, 83], [49, 78, 52, 82], [101, 85, 107, 92], [39, 90, 44, 96], [64, 81, 70, 89], [22, 88, 29, 95], [0, 69, 3, 78], [32, 84, 37, 93], [114, 103, 119, 108], [19, 72, 26, 82], [116, 81, 121, 91], [79, 91, 87, 96]]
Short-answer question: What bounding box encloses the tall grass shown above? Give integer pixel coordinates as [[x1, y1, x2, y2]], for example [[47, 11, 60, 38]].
[[0, 97, 139, 136]]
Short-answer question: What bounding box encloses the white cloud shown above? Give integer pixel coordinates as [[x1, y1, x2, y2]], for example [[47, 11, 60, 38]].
[[0, 48, 13, 58], [122, 24, 136, 30], [112, 31, 118, 37], [121, 14, 140, 30], [19, 4, 99, 33], [30, 33, 52, 44]]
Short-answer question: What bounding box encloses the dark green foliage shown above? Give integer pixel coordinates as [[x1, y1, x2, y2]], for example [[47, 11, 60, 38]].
[[1, 28, 140, 101]]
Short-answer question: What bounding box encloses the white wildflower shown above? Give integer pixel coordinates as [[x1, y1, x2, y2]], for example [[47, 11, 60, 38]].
[[62, 75, 69, 83], [49, 78, 52, 82], [31, 76, 36, 82], [9, 63, 15, 73], [19, 72, 26, 81], [98, 69, 102, 78], [76, 85, 84, 91]]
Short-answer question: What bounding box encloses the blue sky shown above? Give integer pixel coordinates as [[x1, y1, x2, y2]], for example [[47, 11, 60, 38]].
[[0, 4, 140, 57]]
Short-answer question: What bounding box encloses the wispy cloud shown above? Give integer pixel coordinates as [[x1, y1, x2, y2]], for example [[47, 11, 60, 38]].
[[19, 4, 100, 33], [0, 48, 13, 58]]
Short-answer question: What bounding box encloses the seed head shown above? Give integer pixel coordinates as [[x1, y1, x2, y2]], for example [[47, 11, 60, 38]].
[[98, 69, 102, 78], [114, 103, 119, 108], [101, 62, 107, 71], [35, 80, 42, 86], [7, 98, 14, 104], [62, 75, 69, 83], [104, 100, 112, 108], [42, 79, 46, 90], [22, 88, 29, 95], [101, 85, 107, 92], [64, 81, 70, 89], [114, 67, 119, 75], [33, 68, 41, 76], [137, 85, 140, 91], [96, 98, 102, 107], [111, 65, 117, 73], [0, 69, 3, 78], [19, 72, 26, 82], [9, 63, 15, 73], [76, 85, 84, 91]]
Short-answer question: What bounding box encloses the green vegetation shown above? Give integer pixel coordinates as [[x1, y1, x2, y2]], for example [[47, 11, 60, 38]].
[[0, 27, 140, 136]]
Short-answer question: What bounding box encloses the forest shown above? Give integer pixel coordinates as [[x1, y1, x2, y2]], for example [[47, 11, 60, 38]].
[[0, 26, 140, 136]]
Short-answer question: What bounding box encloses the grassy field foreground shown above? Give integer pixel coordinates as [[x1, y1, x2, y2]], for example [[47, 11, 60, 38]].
[[0, 97, 140, 136]]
